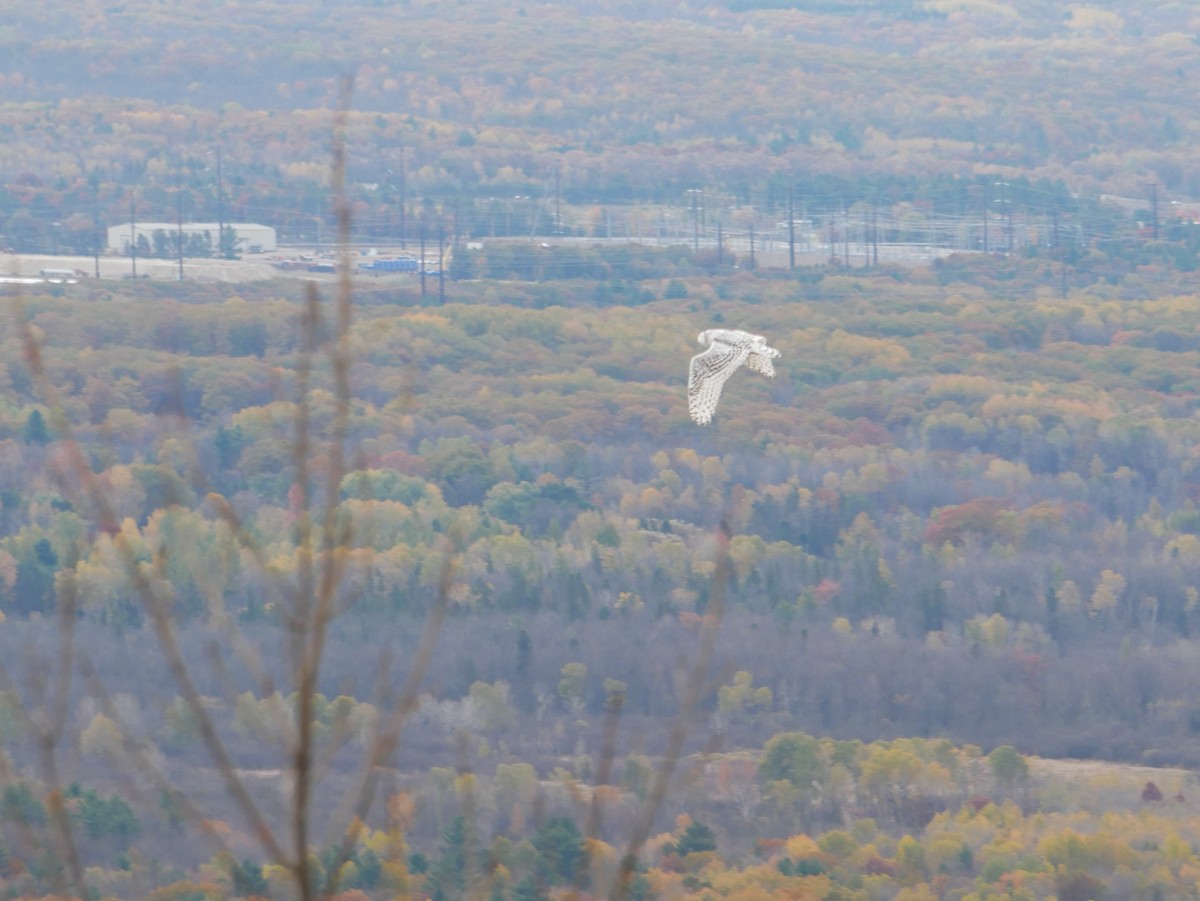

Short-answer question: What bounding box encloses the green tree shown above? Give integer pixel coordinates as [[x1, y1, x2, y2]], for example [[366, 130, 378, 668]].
[[429, 816, 471, 901], [674, 820, 717, 856], [340, 469, 427, 504], [214, 425, 247, 470], [70, 785, 141, 845], [12, 537, 56, 616], [219, 224, 240, 259], [7, 208, 41, 252], [22, 409, 49, 445], [468, 681, 515, 736], [0, 691, 22, 745], [717, 671, 772, 717], [230, 858, 268, 897], [355, 848, 382, 889], [760, 731, 823, 788], [514, 629, 535, 714], [228, 319, 268, 357], [1056, 870, 1107, 901], [424, 438, 496, 506], [160, 695, 201, 749], [557, 662, 588, 714], [664, 279, 688, 299], [1, 783, 45, 826], [512, 875, 548, 901], [533, 816, 585, 884], [130, 463, 196, 518], [158, 789, 185, 833], [988, 745, 1029, 784]]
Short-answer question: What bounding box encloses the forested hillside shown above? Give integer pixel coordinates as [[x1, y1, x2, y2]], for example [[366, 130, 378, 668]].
[[6, 267, 1200, 897], [3, 0, 1200, 250], [9, 269, 1200, 753], [9, 1, 1200, 898]]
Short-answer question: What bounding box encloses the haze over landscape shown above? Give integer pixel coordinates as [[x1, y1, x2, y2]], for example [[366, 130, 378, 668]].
[[7, 2, 1200, 900]]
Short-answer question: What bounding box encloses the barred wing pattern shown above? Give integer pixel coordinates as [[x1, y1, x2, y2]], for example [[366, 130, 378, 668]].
[[688, 341, 750, 425], [687, 329, 780, 425], [744, 350, 777, 378]]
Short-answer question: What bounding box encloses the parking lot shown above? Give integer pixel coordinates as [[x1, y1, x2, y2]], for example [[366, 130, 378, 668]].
[[0, 252, 285, 285]]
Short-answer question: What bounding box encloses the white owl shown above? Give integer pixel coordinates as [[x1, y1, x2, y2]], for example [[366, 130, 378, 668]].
[[687, 328, 781, 425]]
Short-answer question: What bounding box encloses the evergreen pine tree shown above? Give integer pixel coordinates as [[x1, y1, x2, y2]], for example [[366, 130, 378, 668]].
[[22, 409, 49, 445]]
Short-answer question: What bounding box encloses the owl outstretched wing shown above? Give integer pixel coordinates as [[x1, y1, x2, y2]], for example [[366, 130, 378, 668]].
[[688, 340, 750, 425], [744, 350, 777, 378]]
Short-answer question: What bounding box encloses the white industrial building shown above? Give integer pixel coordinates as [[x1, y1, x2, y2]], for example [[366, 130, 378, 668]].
[[106, 222, 277, 254]]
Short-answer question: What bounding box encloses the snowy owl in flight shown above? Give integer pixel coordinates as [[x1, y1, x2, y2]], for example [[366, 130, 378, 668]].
[[687, 329, 780, 425]]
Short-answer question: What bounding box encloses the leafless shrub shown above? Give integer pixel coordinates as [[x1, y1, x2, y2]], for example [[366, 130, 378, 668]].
[[2, 79, 734, 901]]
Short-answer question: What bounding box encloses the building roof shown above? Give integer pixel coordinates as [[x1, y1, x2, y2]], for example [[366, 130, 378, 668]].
[[108, 222, 275, 231]]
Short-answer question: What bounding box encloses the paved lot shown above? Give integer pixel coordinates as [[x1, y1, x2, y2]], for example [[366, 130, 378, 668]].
[[1, 252, 283, 284], [1, 239, 957, 288]]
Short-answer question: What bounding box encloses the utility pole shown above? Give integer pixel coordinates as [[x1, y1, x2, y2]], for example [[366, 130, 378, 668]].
[[554, 164, 561, 235], [399, 145, 408, 249], [689, 188, 700, 252], [861, 204, 870, 267], [419, 223, 426, 299], [842, 202, 850, 265], [176, 165, 185, 281], [215, 146, 225, 260], [982, 184, 990, 253], [1148, 182, 1159, 240], [129, 193, 137, 278], [1053, 206, 1067, 299], [787, 188, 795, 270], [90, 172, 101, 278], [437, 224, 445, 305], [871, 201, 879, 265], [1005, 186, 1013, 252], [992, 181, 1012, 253]]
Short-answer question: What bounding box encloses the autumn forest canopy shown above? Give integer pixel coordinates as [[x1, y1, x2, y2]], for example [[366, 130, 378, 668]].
[[8, 2, 1200, 900], [4, 0, 1200, 251], [5, 267, 1200, 897]]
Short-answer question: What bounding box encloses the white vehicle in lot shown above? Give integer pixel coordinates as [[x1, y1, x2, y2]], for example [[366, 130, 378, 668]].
[[39, 268, 83, 283]]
